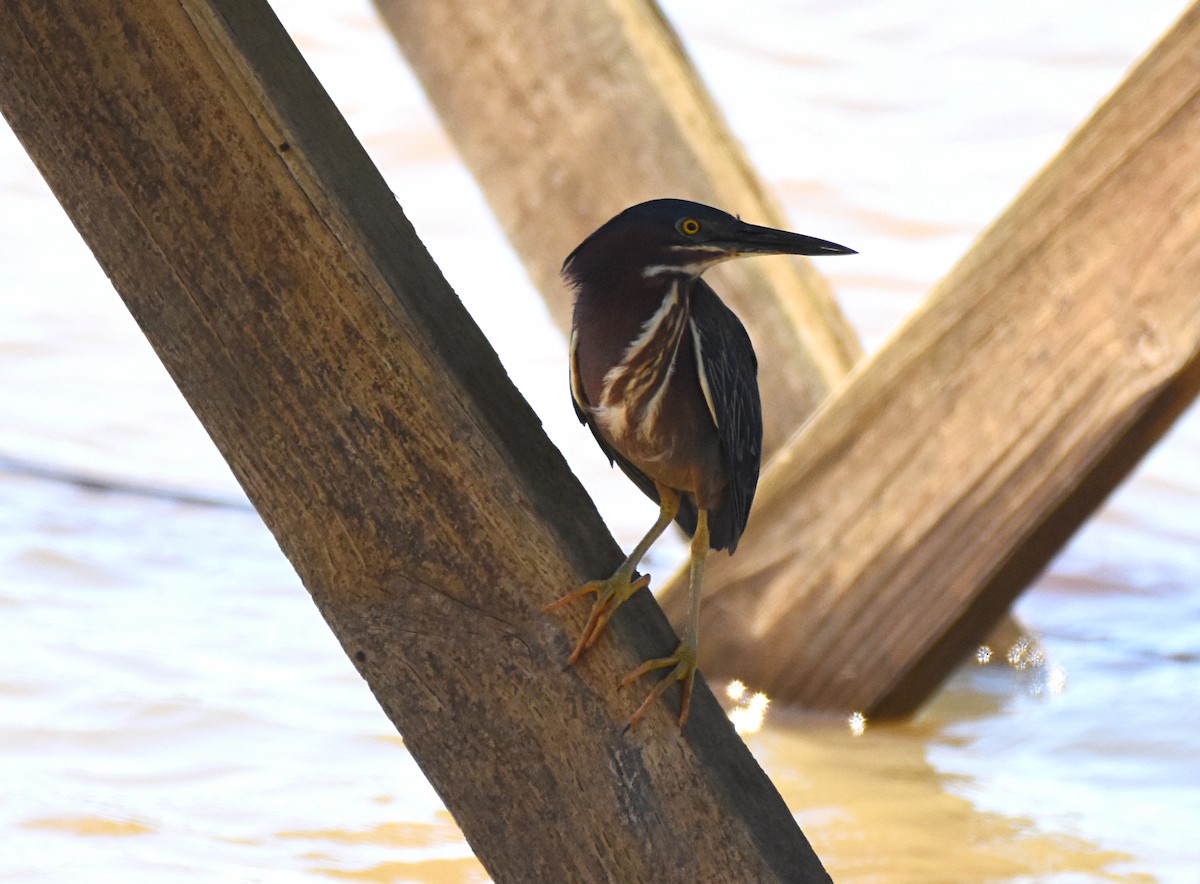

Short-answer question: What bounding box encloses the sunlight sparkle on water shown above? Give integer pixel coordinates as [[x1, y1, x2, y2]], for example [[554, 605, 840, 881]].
[[1001, 635, 1068, 696], [1038, 664, 1068, 697], [724, 680, 770, 735], [1007, 637, 1045, 670], [848, 711, 867, 737]]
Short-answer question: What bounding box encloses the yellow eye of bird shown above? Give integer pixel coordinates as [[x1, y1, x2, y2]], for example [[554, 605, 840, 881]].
[[680, 218, 701, 236]]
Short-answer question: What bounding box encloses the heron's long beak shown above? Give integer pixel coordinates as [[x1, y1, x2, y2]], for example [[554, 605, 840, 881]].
[[719, 220, 856, 257]]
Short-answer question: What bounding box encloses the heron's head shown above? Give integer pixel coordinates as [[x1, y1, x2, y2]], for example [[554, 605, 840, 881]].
[[563, 198, 855, 287]]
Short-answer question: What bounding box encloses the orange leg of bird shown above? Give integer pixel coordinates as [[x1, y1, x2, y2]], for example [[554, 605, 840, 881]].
[[543, 485, 680, 666], [623, 507, 708, 729]]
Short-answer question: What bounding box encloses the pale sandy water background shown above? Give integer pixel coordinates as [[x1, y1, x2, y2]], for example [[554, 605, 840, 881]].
[[2, 1, 1199, 881]]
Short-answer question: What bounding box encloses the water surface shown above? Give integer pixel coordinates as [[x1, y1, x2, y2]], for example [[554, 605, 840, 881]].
[[2, 1, 1197, 880]]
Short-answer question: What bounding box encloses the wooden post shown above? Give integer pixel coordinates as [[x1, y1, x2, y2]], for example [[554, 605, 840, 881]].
[[373, 0, 861, 455], [659, 2, 1200, 716], [0, 1, 828, 880]]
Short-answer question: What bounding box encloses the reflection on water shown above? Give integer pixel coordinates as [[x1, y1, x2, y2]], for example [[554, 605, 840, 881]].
[[723, 679, 771, 735], [2, 0, 1198, 880], [775, 698, 1156, 884]]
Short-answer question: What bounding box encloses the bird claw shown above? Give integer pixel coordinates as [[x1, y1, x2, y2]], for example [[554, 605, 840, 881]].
[[543, 570, 651, 665], [546, 566, 699, 730], [623, 642, 698, 730]]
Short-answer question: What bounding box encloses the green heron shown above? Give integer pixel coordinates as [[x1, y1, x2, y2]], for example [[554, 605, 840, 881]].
[[545, 198, 855, 728]]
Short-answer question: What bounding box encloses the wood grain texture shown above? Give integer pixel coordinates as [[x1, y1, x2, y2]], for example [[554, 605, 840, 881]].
[[659, 2, 1200, 715], [0, 1, 828, 880], [374, 0, 861, 455]]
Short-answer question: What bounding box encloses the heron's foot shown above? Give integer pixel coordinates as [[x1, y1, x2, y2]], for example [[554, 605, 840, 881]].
[[543, 569, 651, 665], [623, 641, 698, 730]]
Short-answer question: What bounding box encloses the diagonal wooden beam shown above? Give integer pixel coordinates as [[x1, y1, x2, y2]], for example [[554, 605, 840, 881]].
[[374, 0, 861, 455], [660, 1, 1200, 716], [0, 0, 828, 879]]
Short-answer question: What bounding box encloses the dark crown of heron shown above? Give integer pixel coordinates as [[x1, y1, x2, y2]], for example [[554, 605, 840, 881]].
[[565, 199, 756, 287]]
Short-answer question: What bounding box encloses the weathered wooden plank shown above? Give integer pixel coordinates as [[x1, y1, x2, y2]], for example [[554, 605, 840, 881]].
[[373, 0, 861, 455], [0, 1, 828, 880], [659, 2, 1200, 715]]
